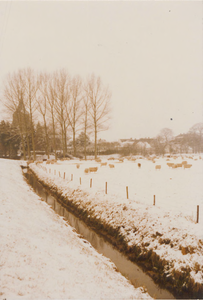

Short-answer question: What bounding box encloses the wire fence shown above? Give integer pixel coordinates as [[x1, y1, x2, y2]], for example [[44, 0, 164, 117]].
[[38, 162, 201, 224]]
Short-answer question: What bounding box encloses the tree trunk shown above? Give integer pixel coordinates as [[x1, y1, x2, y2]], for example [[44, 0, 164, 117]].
[[64, 121, 67, 155], [18, 113, 26, 160], [25, 131, 31, 160], [43, 115, 49, 159], [84, 123, 87, 160], [20, 132, 26, 160], [52, 112, 57, 160], [31, 122, 36, 160], [23, 107, 31, 159], [94, 123, 97, 159], [61, 121, 65, 158], [84, 104, 88, 160], [84, 134, 87, 160], [29, 108, 36, 160], [73, 127, 76, 157]]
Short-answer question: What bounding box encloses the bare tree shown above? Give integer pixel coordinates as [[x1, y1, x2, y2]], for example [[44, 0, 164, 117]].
[[82, 99, 90, 160], [47, 74, 58, 159], [54, 69, 70, 158], [24, 68, 39, 160], [82, 81, 92, 160], [189, 123, 203, 153], [1, 69, 112, 160], [36, 72, 50, 158], [157, 128, 173, 154], [66, 75, 83, 156], [86, 74, 111, 159]]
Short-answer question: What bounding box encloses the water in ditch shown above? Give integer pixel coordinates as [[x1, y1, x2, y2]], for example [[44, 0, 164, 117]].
[[24, 169, 174, 299]]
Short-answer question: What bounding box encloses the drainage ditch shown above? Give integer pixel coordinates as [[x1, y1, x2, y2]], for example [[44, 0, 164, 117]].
[[23, 169, 174, 299]]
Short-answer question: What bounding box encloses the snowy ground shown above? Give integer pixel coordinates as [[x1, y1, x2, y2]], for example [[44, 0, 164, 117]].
[[0, 158, 152, 299], [29, 154, 203, 296], [39, 155, 203, 225]]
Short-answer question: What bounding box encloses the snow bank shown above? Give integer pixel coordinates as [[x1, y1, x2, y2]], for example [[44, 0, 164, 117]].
[[0, 158, 152, 299], [29, 156, 203, 298]]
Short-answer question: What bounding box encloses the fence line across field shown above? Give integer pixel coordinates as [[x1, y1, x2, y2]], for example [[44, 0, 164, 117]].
[[41, 164, 200, 224]]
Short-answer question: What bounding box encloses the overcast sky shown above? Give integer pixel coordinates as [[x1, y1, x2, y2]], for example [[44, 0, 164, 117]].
[[0, 1, 202, 141]]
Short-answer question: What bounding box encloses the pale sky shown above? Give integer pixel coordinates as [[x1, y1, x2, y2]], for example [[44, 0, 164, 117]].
[[0, 1, 202, 141]]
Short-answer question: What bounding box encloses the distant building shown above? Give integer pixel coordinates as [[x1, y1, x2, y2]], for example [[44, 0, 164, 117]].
[[12, 99, 30, 131], [119, 139, 135, 148]]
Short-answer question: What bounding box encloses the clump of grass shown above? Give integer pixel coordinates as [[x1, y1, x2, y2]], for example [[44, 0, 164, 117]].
[[179, 245, 195, 255], [194, 262, 201, 273], [159, 238, 171, 245], [151, 231, 163, 239]]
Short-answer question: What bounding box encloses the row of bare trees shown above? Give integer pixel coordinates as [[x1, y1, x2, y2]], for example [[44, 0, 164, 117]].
[[118, 124, 203, 156], [1, 68, 111, 160], [155, 125, 203, 154]]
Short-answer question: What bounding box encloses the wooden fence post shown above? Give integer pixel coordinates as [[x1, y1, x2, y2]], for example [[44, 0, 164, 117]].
[[105, 182, 107, 194], [126, 186, 129, 199], [64, 172, 65, 179], [71, 174, 73, 181], [197, 205, 199, 223], [90, 178, 92, 188], [153, 195, 156, 205]]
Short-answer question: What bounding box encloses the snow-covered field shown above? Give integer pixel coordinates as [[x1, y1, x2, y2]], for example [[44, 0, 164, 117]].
[[40, 155, 203, 225], [29, 154, 203, 297], [0, 158, 152, 299]]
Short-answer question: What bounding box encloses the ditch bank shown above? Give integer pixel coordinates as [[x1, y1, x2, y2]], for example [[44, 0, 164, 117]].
[[24, 169, 172, 299], [26, 164, 203, 299]]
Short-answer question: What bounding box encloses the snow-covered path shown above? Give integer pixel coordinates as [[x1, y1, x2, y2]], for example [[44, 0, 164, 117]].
[[0, 159, 151, 299]]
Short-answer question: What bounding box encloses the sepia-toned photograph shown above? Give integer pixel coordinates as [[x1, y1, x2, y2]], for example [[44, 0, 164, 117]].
[[0, 1, 202, 299]]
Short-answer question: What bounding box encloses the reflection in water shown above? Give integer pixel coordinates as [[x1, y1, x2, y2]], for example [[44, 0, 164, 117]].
[[24, 170, 174, 299]]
